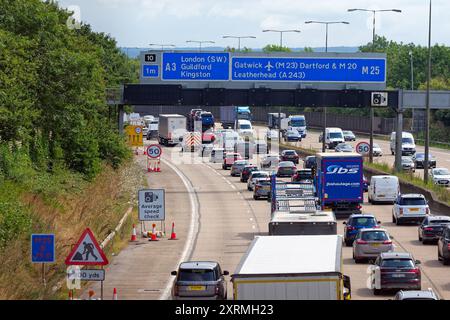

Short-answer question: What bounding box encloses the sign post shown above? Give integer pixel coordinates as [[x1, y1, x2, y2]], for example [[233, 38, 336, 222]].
[[356, 141, 371, 157], [146, 144, 162, 172], [65, 228, 109, 300], [138, 189, 166, 234], [31, 234, 55, 287]]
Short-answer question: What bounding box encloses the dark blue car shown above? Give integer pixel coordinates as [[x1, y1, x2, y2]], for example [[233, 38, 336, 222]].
[[343, 214, 381, 246]]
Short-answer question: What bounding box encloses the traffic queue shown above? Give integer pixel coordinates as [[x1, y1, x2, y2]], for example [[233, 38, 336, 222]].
[[138, 112, 445, 300]]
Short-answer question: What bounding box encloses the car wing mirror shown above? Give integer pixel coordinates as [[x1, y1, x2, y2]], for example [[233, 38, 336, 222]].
[[223, 270, 230, 276], [390, 235, 394, 239], [171, 271, 177, 276], [415, 260, 421, 265], [377, 221, 381, 224], [343, 222, 347, 225]]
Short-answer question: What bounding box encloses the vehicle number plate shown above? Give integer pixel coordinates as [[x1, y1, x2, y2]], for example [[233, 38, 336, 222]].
[[392, 274, 405, 278], [371, 244, 381, 247], [188, 286, 205, 291], [378, 195, 385, 198], [409, 208, 419, 212]]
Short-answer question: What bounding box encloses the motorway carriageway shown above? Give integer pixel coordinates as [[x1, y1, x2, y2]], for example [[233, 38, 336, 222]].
[[255, 124, 450, 181], [82, 135, 450, 300]]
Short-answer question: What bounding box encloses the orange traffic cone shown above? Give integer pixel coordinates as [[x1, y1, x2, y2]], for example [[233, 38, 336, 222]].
[[130, 224, 137, 242], [113, 288, 118, 300], [149, 223, 159, 241], [169, 222, 178, 240], [155, 159, 161, 172], [68, 290, 73, 300], [88, 290, 95, 300]]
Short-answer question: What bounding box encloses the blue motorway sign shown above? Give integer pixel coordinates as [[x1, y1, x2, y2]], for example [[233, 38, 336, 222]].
[[231, 57, 386, 83], [31, 234, 55, 263], [161, 52, 229, 81], [142, 65, 159, 78]]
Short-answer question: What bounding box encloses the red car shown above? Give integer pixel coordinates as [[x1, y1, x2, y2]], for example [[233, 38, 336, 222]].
[[202, 132, 216, 144], [222, 153, 243, 170], [280, 150, 299, 164]]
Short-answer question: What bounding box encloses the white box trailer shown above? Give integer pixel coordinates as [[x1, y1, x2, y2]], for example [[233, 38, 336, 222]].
[[232, 235, 351, 300], [158, 114, 187, 146]]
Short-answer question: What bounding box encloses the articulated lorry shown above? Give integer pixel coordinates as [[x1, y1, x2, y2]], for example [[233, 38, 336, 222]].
[[315, 153, 363, 218], [232, 235, 351, 300], [288, 115, 307, 138], [158, 114, 187, 146], [220, 106, 252, 129]]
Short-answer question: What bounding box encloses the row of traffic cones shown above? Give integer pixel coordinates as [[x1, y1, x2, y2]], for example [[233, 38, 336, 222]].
[[130, 223, 178, 242], [147, 159, 161, 172], [69, 288, 118, 300]]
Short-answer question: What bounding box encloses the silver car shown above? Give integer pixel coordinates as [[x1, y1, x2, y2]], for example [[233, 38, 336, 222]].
[[230, 160, 250, 177], [393, 289, 438, 300], [247, 171, 270, 191], [261, 154, 280, 169], [171, 261, 229, 300], [353, 228, 394, 263], [401, 156, 415, 172]]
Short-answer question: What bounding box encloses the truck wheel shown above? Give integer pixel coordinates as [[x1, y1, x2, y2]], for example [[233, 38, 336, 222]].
[[443, 258, 450, 266], [418, 233, 423, 242], [395, 217, 401, 226], [253, 195, 259, 200], [392, 215, 396, 223], [345, 240, 353, 247]]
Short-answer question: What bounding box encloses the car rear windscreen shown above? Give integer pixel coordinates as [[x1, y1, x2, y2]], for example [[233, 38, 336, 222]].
[[381, 259, 415, 268], [351, 217, 376, 226], [361, 231, 388, 241], [399, 198, 426, 206], [178, 269, 216, 281]]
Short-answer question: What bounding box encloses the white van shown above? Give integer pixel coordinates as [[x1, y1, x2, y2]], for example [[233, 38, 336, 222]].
[[325, 128, 345, 149], [368, 175, 400, 204], [390, 132, 416, 156], [236, 120, 254, 137]]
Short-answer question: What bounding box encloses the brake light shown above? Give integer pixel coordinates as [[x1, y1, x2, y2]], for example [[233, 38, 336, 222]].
[[383, 240, 392, 245], [373, 225, 380, 228], [356, 205, 362, 210], [424, 227, 434, 231], [356, 240, 368, 245], [405, 268, 420, 275], [447, 244, 450, 251]]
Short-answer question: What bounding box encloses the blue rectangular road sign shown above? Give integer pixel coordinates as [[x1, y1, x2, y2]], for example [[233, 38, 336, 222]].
[[162, 52, 229, 81], [142, 65, 159, 78], [231, 57, 386, 83], [31, 234, 55, 263]]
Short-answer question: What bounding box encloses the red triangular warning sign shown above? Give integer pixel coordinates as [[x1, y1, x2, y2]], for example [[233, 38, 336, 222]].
[[65, 228, 109, 266]]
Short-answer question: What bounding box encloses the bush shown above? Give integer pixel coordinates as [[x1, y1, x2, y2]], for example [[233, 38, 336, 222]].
[[97, 129, 131, 169], [0, 201, 32, 249]]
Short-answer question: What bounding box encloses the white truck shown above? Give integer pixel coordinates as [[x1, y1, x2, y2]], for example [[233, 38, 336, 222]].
[[269, 211, 337, 236], [158, 114, 187, 146], [231, 235, 351, 300]]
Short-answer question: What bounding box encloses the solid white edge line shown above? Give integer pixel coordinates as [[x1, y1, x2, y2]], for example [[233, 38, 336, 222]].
[[158, 157, 199, 300]]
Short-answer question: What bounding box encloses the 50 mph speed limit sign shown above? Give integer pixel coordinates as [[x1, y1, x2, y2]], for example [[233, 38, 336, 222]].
[[356, 142, 371, 156], [147, 144, 162, 159]]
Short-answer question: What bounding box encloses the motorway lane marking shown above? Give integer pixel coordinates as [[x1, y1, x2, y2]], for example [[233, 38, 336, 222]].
[[159, 157, 200, 300]]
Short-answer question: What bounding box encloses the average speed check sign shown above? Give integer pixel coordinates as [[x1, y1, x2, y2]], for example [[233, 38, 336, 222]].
[[356, 142, 371, 156], [147, 144, 162, 159]]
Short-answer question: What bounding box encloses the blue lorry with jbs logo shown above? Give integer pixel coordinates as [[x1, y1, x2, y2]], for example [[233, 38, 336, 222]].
[[315, 153, 363, 218]]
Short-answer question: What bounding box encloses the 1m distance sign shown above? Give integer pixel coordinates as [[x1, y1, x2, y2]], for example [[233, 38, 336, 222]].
[[147, 144, 162, 159], [356, 142, 371, 156]]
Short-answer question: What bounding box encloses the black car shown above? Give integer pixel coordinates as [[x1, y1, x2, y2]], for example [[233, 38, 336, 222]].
[[438, 226, 450, 265], [280, 150, 299, 164], [418, 216, 450, 244], [240, 165, 259, 182], [303, 156, 317, 169], [413, 153, 436, 169]]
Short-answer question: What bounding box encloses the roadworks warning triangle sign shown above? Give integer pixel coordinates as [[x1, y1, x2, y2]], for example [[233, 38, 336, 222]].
[[65, 228, 109, 266]]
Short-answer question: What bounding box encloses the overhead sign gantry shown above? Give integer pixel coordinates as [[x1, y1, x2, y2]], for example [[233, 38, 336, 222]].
[[140, 51, 387, 90]]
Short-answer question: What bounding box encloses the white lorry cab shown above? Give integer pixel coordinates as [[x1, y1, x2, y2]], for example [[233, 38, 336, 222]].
[[325, 128, 345, 149], [368, 175, 400, 204], [288, 115, 307, 137], [390, 132, 416, 156], [236, 120, 253, 137], [232, 235, 351, 300]]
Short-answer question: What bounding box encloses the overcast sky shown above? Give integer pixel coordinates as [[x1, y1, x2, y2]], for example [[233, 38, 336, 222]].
[[57, 0, 449, 48]]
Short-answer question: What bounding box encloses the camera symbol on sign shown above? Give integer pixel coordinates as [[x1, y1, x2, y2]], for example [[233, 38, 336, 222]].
[[371, 92, 388, 107], [145, 192, 159, 203]]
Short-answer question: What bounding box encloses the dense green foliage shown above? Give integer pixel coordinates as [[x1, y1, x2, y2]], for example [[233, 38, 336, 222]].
[[0, 0, 136, 246]]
